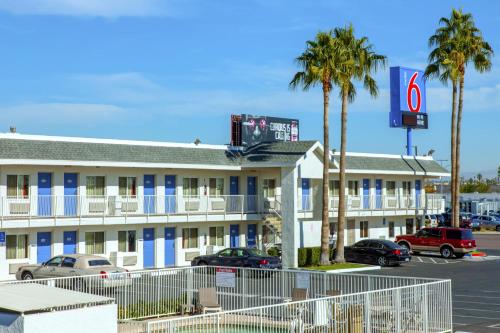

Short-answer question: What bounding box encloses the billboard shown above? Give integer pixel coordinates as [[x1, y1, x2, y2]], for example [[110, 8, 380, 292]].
[[240, 114, 299, 147], [389, 66, 428, 129]]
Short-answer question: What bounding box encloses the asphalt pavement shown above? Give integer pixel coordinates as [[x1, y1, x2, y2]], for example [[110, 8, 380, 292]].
[[362, 233, 500, 333]]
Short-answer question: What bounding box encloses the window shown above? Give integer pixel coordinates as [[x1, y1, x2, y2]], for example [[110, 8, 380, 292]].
[[88, 259, 112, 266], [119, 177, 137, 197], [183, 178, 199, 197], [86, 176, 105, 196], [209, 178, 224, 196], [354, 240, 369, 248], [62, 257, 76, 268], [348, 181, 359, 196], [209, 226, 224, 246], [405, 218, 414, 235], [46, 257, 63, 267], [182, 228, 198, 249], [262, 179, 276, 198], [388, 221, 395, 238], [386, 181, 396, 196], [329, 180, 340, 196], [359, 221, 368, 238], [218, 249, 232, 257], [429, 228, 442, 238], [7, 175, 30, 198], [85, 232, 105, 254], [402, 181, 411, 196], [118, 230, 137, 252], [6, 234, 28, 259]]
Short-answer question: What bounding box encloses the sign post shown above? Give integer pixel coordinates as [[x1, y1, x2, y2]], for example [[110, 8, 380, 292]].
[[389, 67, 428, 155]]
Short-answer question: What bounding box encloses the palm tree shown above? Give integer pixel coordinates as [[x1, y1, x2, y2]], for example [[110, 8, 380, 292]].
[[332, 25, 386, 263], [290, 31, 341, 265], [426, 9, 493, 227]]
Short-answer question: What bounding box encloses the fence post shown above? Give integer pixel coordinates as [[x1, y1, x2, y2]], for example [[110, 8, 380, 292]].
[[242, 269, 247, 310], [364, 292, 371, 332], [259, 307, 263, 333], [423, 284, 429, 333], [395, 287, 401, 332]]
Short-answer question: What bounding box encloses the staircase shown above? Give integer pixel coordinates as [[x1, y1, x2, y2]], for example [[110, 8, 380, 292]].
[[262, 197, 282, 250]]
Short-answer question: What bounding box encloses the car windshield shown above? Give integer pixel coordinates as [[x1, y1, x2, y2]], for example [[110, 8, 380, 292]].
[[88, 259, 112, 267], [447, 229, 474, 240], [247, 249, 268, 257]]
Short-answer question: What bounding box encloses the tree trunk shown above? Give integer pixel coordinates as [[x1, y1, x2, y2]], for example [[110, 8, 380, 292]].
[[320, 82, 331, 265], [450, 81, 458, 228], [455, 76, 464, 227], [335, 87, 348, 264]]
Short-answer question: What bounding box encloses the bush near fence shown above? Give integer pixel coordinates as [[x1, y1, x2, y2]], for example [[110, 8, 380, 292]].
[[298, 247, 335, 267], [118, 294, 187, 319]]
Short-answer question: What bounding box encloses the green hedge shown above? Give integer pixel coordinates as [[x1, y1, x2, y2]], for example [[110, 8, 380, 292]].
[[267, 247, 280, 257], [298, 247, 335, 267]]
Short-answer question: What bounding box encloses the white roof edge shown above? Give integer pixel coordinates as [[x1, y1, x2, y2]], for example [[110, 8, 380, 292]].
[[332, 151, 435, 160], [0, 133, 228, 150]]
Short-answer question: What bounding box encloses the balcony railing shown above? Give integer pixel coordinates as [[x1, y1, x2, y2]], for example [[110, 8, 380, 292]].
[[0, 193, 444, 221], [0, 195, 275, 221], [327, 194, 444, 211]]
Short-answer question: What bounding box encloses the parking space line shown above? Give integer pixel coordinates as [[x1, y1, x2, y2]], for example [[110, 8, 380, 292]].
[[454, 300, 500, 306], [454, 314, 500, 320], [456, 294, 500, 299], [417, 257, 423, 262], [429, 258, 437, 264], [454, 307, 500, 313], [487, 324, 500, 329]]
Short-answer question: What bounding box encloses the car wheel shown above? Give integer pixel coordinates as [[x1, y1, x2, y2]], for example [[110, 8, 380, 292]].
[[440, 246, 454, 259], [399, 242, 410, 251], [197, 261, 208, 266], [377, 256, 387, 267], [21, 272, 33, 280]]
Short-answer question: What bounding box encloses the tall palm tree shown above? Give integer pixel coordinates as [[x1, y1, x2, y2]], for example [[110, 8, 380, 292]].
[[290, 31, 340, 265], [426, 9, 493, 227], [332, 25, 386, 263]]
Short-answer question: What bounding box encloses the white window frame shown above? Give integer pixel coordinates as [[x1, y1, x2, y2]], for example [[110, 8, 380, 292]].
[[359, 221, 369, 238], [182, 228, 198, 249], [262, 179, 276, 198], [118, 230, 137, 253], [209, 226, 224, 246], [183, 178, 199, 197], [85, 231, 105, 254], [86, 176, 106, 197], [386, 181, 397, 196], [119, 177, 137, 197], [209, 178, 224, 197], [6, 234, 29, 259], [7, 175, 30, 198], [348, 180, 359, 196]]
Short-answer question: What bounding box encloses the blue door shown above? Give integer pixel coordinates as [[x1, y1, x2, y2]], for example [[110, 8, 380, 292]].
[[63, 231, 77, 254], [247, 224, 257, 248], [375, 179, 383, 209], [164, 227, 176, 266], [143, 228, 155, 268], [37, 232, 52, 264], [229, 176, 239, 212], [363, 179, 370, 209], [415, 180, 421, 209], [247, 177, 257, 212], [301, 178, 311, 210], [230, 224, 240, 248], [64, 173, 78, 216], [38, 173, 52, 216], [144, 175, 156, 214], [165, 176, 176, 213]]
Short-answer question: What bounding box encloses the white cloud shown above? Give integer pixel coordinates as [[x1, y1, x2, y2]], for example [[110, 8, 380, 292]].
[[0, 0, 174, 18]]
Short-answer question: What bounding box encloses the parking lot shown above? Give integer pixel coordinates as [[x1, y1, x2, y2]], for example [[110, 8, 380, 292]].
[[363, 233, 500, 333]]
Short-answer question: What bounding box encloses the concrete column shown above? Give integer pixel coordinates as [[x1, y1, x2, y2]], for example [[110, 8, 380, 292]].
[[281, 167, 299, 268]]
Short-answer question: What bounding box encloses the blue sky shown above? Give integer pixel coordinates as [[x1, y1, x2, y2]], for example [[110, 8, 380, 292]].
[[0, 0, 498, 175]]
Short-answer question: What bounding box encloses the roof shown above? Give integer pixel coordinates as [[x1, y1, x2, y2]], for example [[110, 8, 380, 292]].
[[0, 133, 448, 175], [331, 153, 448, 175], [240, 141, 318, 167], [0, 284, 113, 314]]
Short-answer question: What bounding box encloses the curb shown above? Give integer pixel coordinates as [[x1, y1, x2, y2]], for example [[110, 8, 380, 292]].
[[325, 266, 381, 274]]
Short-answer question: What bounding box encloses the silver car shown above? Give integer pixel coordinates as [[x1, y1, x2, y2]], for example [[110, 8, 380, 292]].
[[15, 254, 132, 288], [477, 215, 500, 232]]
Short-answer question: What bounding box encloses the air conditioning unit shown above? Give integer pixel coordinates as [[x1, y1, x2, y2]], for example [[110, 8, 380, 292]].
[[330, 197, 339, 209], [210, 198, 225, 211], [264, 198, 276, 210], [9, 202, 30, 215], [185, 200, 200, 211], [387, 198, 398, 208], [88, 202, 106, 213], [122, 201, 138, 213], [350, 198, 361, 209]]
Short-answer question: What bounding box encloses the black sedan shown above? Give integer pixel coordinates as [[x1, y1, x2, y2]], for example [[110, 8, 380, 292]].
[[191, 247, 282, 269], [342, 239, 411, 266]]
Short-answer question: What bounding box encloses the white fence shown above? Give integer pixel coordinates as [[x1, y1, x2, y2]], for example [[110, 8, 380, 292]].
[[2, 266, 452, 332]]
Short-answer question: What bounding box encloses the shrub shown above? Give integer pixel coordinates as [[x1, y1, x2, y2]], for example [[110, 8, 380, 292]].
[[267, 247, 280, 257], [298, 248, 308, 267], [298, 246, 331, 267]]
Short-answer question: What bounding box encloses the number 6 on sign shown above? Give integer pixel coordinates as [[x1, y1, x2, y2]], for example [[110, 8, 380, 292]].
[[407, 72, 421, 113]]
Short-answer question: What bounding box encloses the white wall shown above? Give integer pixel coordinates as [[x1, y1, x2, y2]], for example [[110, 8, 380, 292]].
[[23, 304, 117, 333]]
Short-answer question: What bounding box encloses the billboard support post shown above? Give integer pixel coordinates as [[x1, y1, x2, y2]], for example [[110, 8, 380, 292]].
[[406, 128, 413, 156]]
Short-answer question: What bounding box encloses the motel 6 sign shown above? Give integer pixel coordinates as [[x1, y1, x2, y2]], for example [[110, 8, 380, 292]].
[[389, 66, 428, 129]]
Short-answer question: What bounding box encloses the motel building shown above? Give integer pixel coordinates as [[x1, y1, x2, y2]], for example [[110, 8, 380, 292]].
[[0, 131, 448, 280]]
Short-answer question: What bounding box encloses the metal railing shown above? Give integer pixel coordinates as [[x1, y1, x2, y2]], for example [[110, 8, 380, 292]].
[[143, 280, 452, 333], [0, 194, 282, 223], [328, 194, 445, 212], [3, 266, 451, 331]]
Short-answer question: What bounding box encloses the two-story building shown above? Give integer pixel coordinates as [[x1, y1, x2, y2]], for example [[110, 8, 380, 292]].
[[0, 133, 448, 279]]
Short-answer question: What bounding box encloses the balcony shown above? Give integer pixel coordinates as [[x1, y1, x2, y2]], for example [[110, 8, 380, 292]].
[[326, 193, 445, 216], [0, 195, 278, 227]]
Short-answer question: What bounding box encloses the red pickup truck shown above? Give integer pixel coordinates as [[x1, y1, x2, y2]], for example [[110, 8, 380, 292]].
[[395, 227, 476, 259]]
